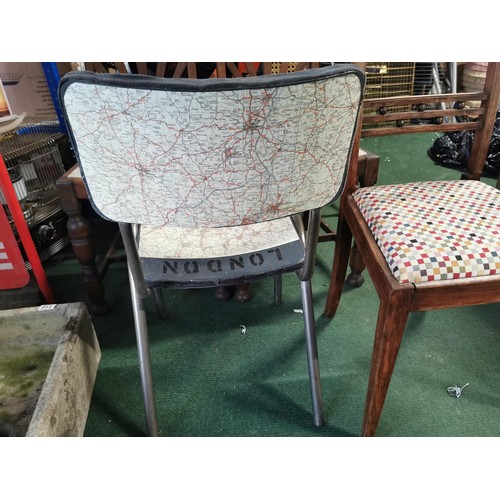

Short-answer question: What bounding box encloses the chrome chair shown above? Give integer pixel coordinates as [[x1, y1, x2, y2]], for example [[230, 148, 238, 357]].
[[59, 65, 365, 436]]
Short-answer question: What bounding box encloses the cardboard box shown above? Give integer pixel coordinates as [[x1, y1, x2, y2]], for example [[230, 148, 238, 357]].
[[0, 62, 56, 119], [0, 79, 12, 117]]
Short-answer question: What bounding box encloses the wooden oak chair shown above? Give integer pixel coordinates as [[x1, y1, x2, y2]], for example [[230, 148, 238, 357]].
[[60, 65, 364, 436], [83, 62, 321, 78], [323, 62, 500, 436]]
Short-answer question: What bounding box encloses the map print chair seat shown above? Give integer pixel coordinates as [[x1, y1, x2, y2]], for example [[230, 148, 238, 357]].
[[59, 65, 364, 436]]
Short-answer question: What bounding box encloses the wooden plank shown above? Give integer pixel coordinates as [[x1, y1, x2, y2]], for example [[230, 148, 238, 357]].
[[216, 62, 227, 78], [363, 107, 485, 124], [172, 62, 187, 78], [242, 63, 257, 76], [155, 62, 166, 77], [115, 63, 128, 74], [136, 62, 148, 75], [467, 62, 500, 179], [363, 92, 488, 109], [362, 121, 479, 137], [225, 62, 240, 77], [187, 63, 197, 78], [411, 276, 500, 311]]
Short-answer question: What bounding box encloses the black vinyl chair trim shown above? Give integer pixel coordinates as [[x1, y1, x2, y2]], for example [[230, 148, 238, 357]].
[[141, 240, 305, 289]]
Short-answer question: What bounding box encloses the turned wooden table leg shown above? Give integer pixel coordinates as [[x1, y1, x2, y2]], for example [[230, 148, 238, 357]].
[[214, 285, 233, 301], [233, 283, 250, 303], [214, 283, 251, 302], [56, 176, 110, 315], [346, 243, 365, 287]]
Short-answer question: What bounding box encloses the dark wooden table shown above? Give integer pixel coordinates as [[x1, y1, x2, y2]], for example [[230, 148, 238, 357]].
[[56, 164, 120, 315], [56, 150, 379, 315]]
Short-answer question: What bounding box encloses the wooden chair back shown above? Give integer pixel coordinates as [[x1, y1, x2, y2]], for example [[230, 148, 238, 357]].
[[324, 62, 500, 437], [83, 62, 322, 78], [347, 62, 500, 189]]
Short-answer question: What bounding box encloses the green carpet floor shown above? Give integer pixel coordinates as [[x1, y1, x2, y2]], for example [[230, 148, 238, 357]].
[[45, 133, 500, 437]]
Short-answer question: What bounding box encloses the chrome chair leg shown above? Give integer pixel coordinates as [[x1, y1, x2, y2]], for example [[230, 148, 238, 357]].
[[128, 265, 160, 437], [300, 279, 324, 427]]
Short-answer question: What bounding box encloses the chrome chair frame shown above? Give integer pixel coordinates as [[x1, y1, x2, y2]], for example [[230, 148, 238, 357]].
[[60, 65, 364, 436]]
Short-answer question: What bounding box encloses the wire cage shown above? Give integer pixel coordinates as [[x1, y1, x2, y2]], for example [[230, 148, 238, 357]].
[[363, 62, 453, 129], [0, 119, 70, 264], [364, 62, 416, 99]]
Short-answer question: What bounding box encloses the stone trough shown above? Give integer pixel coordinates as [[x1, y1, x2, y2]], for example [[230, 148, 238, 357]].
[[0, 302, 100, 437]]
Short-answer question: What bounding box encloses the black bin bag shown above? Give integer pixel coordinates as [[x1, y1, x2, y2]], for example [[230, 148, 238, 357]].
[[428, 115, 500, 179]]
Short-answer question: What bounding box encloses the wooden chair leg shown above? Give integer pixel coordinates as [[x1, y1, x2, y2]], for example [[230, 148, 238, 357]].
[[361, 289, 413, 437], [323, 212, 353, 318]]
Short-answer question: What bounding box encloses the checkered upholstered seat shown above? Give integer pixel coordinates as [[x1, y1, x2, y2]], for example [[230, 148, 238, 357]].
[[353, 180, 500, 283]]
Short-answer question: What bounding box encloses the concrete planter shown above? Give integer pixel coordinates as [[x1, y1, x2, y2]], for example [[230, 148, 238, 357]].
[[0, 302, 100, 437]]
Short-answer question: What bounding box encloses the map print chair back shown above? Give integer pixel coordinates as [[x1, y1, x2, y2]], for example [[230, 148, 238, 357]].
[[79, 62, 325, 304]]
